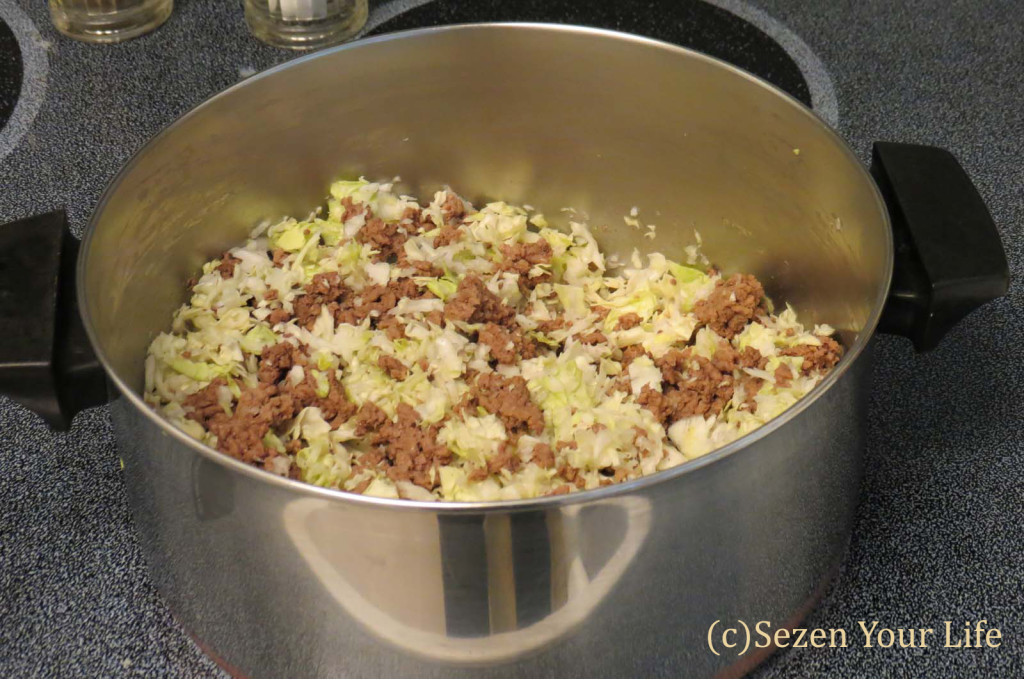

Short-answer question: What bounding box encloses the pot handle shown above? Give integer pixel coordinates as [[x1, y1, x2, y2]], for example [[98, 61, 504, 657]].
[[871, 142, 1009, 351], [0, 211, 107, 430]]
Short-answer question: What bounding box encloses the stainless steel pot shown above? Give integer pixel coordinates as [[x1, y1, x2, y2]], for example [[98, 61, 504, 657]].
[[0, 24, 1008, 678]]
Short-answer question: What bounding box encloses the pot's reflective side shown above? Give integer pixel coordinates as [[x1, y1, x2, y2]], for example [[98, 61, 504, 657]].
[[113, 345, 868, 678]]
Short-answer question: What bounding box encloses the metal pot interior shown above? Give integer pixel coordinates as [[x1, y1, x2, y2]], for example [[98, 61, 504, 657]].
[[81, 23, 891, 437]]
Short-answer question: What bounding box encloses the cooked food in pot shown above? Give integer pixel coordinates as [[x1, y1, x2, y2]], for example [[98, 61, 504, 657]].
[[144, 179, 842, 501]]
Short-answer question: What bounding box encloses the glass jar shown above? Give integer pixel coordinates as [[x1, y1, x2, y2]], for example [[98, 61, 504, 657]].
[[244, 0, 368, 50], [49, 0, 173, 44]]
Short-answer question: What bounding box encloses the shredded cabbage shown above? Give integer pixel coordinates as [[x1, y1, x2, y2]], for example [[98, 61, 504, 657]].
[[145, 180, 842, 501]]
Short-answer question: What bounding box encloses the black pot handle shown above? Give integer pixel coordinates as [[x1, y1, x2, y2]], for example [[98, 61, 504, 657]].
[[0, 211, 107, 430], [871, 142, 1010, 351]]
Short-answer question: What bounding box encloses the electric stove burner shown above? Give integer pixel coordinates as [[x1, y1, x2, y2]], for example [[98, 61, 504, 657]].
[[0, 14, 21, 132], [0, 1, 47, 166]]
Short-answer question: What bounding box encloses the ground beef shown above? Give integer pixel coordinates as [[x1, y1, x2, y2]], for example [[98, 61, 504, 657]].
[[184, 377, 353, 466], [615, 313, 642, 330], [397, 256, 443, 277], [610, 374, 633, 394], [639, 348, 735, 426], [536, 318, 568, 334], [266, 308, 290, 325], [313, 372, 358, 427], [433, 223, 464, 248], [558, 463, 587, 489], [378, 315, 406, 340], [463, 372, 545, 440], [497, 240, 553, 290], [292, 271, 351, 329], [366, 403, 452, 490], [440, 192, 466, 223], [356, 215, 407, 263], [576, 331, 607, 346], [307, 271, 349, 299], [638, 385, 713, 427], [775, 363, 794, 388], [216, 252, 240, 279], [709, 343, 740, 373], [182, 378, 228, 426], [355, 449, 385, 471], [255, 383, 306, 428], [470, 454, 517, 480], [740, 346, 767, 370], [271, 248, 289, 267], [292, 272, 428, 330], [781, 336, 843, 374], [487, 443, 521, 476], [654, 349, 698, 387], [378, 355, 409, 380], [264, 289, 279, 302], [515, 328, 540, 360], [339, 197, 366, 222], [270, 364, 354, 428], [694, 273, 765, 339], [710, 343, 767, 374], [200, 384, 278, 465], [444, 275, 516, 326], [233, 341, 357, 428], [531, 442, 555, 469], [738, 374, 764, 413], [620, 345, 651, 367], [478, 323, 516, 364], [477, 322, 538, 364], [258, 342, 307, 384], [401, 206, 429, 234], [467, 465, 489, 482], [355, 402, 389, 436], [347, 278, 427, 325], [635, 387, 664, 422]]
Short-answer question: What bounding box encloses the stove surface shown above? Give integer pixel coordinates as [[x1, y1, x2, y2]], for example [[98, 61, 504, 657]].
[[0, 14, 21, 129], [370, 0, 816, 106], [0, 1, 1021, 678]]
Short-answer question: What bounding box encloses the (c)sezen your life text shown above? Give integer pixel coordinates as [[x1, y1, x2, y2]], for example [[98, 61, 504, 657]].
[[706, 619, 1002, 656]]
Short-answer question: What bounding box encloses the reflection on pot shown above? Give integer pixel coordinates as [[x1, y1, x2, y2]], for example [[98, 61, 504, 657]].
[[282, 496, 652, 662], [192, 455, 236, 522]]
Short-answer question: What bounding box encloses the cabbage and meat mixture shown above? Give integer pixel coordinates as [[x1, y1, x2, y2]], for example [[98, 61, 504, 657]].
[[145, 179, 842, 501]]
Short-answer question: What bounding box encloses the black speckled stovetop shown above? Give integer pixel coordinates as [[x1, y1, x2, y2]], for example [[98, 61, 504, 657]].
[[1, 0, 1022, 677]]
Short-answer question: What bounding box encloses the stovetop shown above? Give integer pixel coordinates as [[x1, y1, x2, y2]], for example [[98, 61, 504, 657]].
[[1, 1, 1021, 677], [0, 14, 20, 128]]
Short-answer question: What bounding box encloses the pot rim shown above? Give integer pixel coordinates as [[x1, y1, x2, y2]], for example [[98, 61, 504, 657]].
[[77, 22, 894, 513]]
